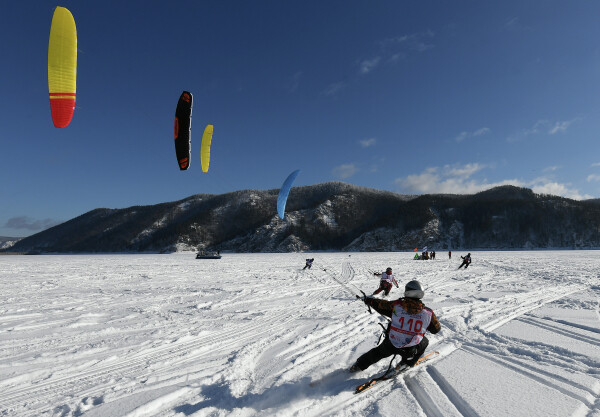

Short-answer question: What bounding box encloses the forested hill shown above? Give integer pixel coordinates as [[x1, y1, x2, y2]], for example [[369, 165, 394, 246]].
[[5, 183, 600, 253]]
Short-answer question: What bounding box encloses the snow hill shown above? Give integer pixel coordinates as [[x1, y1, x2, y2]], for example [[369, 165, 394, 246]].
[[0, 251, 598, 416], [6, 183, 600, 254]]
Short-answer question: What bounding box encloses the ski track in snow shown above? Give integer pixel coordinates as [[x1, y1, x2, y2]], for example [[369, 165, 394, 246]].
[[0, 251, 598, 416]]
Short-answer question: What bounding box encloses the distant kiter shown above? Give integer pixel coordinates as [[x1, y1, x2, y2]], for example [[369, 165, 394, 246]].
[[303, 258, 314, 270], [458, 253, 471, 269]]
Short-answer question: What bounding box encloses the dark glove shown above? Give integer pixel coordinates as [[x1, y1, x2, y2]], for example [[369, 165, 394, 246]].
[[356, 292, 369, 303]]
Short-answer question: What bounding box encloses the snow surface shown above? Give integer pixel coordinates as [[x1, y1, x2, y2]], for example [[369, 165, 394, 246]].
[[0, 251, 598, 417]]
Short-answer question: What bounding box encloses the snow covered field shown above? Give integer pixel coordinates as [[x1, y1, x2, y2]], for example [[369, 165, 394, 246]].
[[0, 251, 599, 417]]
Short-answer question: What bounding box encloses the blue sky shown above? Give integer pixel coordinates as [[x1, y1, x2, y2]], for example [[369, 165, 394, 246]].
[[2, 1, 600, 237]]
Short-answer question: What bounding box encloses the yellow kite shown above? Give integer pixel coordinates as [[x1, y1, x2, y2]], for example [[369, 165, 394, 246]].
[[201, 125, 214, 173], [48, 6, 77, 128]]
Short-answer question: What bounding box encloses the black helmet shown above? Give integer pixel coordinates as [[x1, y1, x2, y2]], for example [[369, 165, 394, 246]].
[[386, 267, 392, 273], [468, 253, 471, 256], [404, 280, 424, 299]]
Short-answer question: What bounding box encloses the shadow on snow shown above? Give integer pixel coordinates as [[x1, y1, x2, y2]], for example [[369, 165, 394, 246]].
[[174, 370, 363, 415]]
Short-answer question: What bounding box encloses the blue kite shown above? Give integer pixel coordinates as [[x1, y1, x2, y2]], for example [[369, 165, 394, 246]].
[[277, 169, 300, 220]]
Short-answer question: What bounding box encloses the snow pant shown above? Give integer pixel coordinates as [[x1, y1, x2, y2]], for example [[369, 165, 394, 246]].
[[356, 336, 429, 371], [373, 281, 392, 296], [303, 264, 312, 270], [458, 260, 469, 269]]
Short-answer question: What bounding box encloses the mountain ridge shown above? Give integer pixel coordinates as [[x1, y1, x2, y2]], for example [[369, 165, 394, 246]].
[[5, 182, 600, 253]]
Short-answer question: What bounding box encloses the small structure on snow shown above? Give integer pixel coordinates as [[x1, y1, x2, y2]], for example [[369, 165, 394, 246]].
[[196, 249, 221, 259]]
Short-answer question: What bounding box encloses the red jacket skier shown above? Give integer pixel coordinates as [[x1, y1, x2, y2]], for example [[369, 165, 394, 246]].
[[351, 280, 441, 372], [373, 267, 399, 297]]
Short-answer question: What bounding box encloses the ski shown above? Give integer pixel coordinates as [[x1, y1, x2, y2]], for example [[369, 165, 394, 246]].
[[354, 351, 439, 394]]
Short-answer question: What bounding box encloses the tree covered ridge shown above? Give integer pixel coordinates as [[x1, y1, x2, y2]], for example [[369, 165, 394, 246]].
[[6, 183, 600, 253]]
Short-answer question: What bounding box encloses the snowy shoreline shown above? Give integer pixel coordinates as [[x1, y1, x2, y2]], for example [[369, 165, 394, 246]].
[[5, 246, 600, 256]]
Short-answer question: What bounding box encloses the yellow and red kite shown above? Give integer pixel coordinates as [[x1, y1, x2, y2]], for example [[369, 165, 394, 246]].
[[48, 6, 77, 128]]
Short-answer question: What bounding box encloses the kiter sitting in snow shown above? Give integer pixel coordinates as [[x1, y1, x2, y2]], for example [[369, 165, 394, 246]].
[[350, 280, 441, 372], [372, 267, 399, 297], [303, 258, 314, 270], [458, 253, 472, 269]]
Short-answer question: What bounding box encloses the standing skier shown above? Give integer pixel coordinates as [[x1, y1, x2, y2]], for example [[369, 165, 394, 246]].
[[350, 280, 441, 372], [458, 253, 472, 269], [372, 267, 399, 297]]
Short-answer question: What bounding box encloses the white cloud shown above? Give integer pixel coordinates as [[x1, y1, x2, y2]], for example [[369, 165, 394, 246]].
[[591, 162, 600, 167], [446, 163, 484, 178], [386, 35, 409, 44], [322, 81, 345, 96], [455, 127, 490, 142], [395, 163, 495, 194], [389, 52, 406, 62], [543, 165, 560, 173], [548, 120, 573, 135], [359, 31, 434, 75], [359, 57, 381, 74], [5, 216, 60, 231], [412, 40, 435, 53], [507, 120, 547, 142], [531, 182, 591, 200], [507, 120, 548, 142], [529, 120, 548, 134], [359, 138, 377, 148], [508, 118, 578, 142], [380, 30, 434, 53], [455, 132, 469, 142], [506, 17, 519, 28], [394, 163, 591, 200], [587, 174, 600, 182], [332, 164, 358, 179]]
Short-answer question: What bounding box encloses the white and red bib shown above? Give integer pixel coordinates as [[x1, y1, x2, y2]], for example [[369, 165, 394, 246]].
[[388, 302, 433, 348], [380, 272, 395, 284]]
